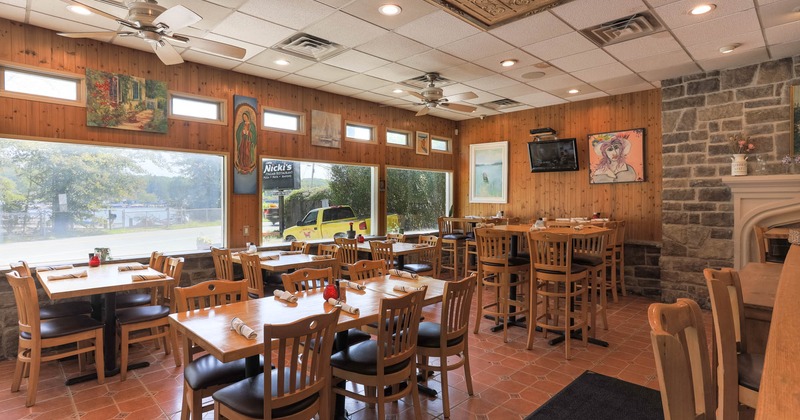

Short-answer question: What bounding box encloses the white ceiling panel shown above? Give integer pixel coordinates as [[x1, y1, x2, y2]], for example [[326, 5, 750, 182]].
[[551, 49, 617, 72], [439, 63, 495, 83], [0, 5, 24, 21], [395, 10, 481, 48], [0, 0, 26, 7], [604, 33, 683, 62], [488, 11, 573, 47], [695, 47, 770, 72], [550, 0, 648, 29], [654, 0, 755, 29], [759, 0, 800, 28], [238, 0, 335, 30], [398, 50, 466, 73], [626, 49, 694, 72], [247, 49, 315, 72], [159, 0, 234, 31], [672, 9, 761, 47], [573, 62, 633, 83], [335, 74, 391, 90], [438, 33, 514, 62], [764, 20, 800, 45], [180, 49, 241, 69], [364, 63, 423, 83], [464, 74, 519, 91], [684, 30, 765, 60], [233, 63, 290, 81], [304, 11, 387, 48], [355, 32, 430, 62], [502, 64, 565, 83], [521, 32, 597, 61], [29, 11, 117, 36], [295, 63, 357, 82], [351, 91, 397, 104], [323, 50, 390, 73], [606, 82, 658, 95], [32, 0, 121, 30], [490, 83, 541, 99], [527, 73, 585, 91], [639, 62, 702, 82], [768, 39, 800, 59], [212, 12, 294, 48], [591, 74, 649, 91], [472, 50, 542, 73], [565, 91, 609, 102], [460, 89, 502, 104], [342, 0, 439, 30], [514, 92, 569, 107], [203, 33, 264, 60], [277, 74, 330, 89], [318, 83, 364, 96]]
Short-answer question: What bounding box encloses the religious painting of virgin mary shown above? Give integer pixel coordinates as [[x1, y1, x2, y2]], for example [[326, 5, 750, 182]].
[[233, 95, 258, 194], [588, 128, 645, 184]]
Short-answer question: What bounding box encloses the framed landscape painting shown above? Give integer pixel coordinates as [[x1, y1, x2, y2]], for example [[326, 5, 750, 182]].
[[469, 141, 508, 203], [86, 68, 167, 133], [792, 84, 800, 155], [416, 131, 430, 155], [311, 110, 341, 148], [588, 128, 645, 184]]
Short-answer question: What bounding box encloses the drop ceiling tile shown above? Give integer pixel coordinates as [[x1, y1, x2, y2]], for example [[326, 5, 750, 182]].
[[647, 0, 683, 6], [247, 49, 315, 72], [548, 83, 600, 98], [181, 49, 241, 69], [605, 82, 658, 96], [756, 0, 784, 4], [502, 64, 565, 83], [31, 0, 121, 30], [527, 73, 586, 91], [655, 0, 754, 29], [398, 50, 466, 73], [112, 35, 162, 53], [521, 32, 597, 61], [342, 0, 439, 30], [233, 63, 290, 80], [604, 33, 683, 62], [439, 63, 496, 83], [29, 10, 118, 34], [460, 89, 502, 104], [335, 74, 391, 90], [759, 0, 800, 28], [203, 0, 249, 7], [684, 30, 765, 60], [278, 74, 330, 89], [672, 9, 761, 47], [295, 63, 357, 82], [498, 104, 534, 113], [364, 63, 422, 82], [550, 0, 648, 29], [351, 91, 396, 104], [160, 0, 234, 31], [318, 83, 364, 96], [464, 74, 518, 91], [768, 39, 800, 59], [488, 11, 573, 47], [695, 47, 770, 72], [315, 0, 352, 7], [626, 49, 694, 72], [490, 83, 541, 99], [550, 49, 617, 73], [437, 83, 479, 96], [0, 5, 24, 21], [1, 0, 26, 7], [591, 74, 648, 91], [322, 50, 390, 73], [565, 91, 608, 102], [639, 62, 702, 82], [438, 33, 514, 62], [203, 33, 264, 60], [765, 20, 800, 45], [304, 11, 388, 48], [513, 92, 568, 107], [355, 33, 429, 62], [472, 50, 542, 73], [428, 108, 474, 120], [238, 0, 335, 30], [572, 62, 633, 83], [213, 12, 295, 48], [395, 10, 481, 48]]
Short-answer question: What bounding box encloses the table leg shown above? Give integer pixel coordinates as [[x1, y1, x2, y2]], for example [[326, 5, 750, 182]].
[[397, 255, 405, 270], [334, 330, 349, 420], [545, 281, 608, 348]]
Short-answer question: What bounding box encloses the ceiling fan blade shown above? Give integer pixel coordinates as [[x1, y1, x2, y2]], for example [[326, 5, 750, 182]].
[[177, 35, 246, 59], [416, 107, 430, 117], [440, 102, 477, 113], [444, 91, 478, 102], [57, 31, 124, 40], [154, 5, 201, 33], [152, 41, 184, 65], [60, 0, 122, 22], [406, 91, 426, 101]]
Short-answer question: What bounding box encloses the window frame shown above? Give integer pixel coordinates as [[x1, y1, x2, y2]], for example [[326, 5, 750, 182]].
[[167, 91, 227, 125], [345, 121, 377, 144], [385, 128, 413, 149], [0, 61, 85, 107], [261, 107, 306, 135], [431, 135, 453, 154], [385, 164, 453, 234]]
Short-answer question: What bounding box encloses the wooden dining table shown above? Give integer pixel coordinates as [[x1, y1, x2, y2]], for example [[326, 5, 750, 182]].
[[356, 240, 433, 269], [230, 250, 337, 272], [35, 262, 175, 384], [738, 262, 783, 353]]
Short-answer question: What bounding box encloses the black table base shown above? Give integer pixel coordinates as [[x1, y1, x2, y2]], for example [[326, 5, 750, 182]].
[[64, 361, 150, 386]]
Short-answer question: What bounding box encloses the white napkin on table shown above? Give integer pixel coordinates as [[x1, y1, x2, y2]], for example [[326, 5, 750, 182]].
[[389, 269, 418, 279], [231, 317, 257, 339], [328, 298, 360, 315], [118, 264, 148, 272], [339, 280, 366, 291], [393, 284, 425, 293], [131, 273, 167, 282], [273, 289, 298, 303], [412, 243, 429, 248], [311, 255, 333, 261], [47, 270, 88, 280], [260, 254, 280, 261], [37, 264, 75, 272]]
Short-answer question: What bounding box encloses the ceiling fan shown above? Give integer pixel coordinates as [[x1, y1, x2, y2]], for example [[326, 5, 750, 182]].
[[405, 73, 478, 117], [57, 0, 246, 65]]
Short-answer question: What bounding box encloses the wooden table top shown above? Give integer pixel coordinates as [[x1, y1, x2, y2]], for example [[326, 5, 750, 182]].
[[756, 244, 800, 419], [231, 251, 336, 272], [357, 241, 433, 256], [35, 263, 174, 300], [490, 224, 609, 236], [360, 275, 445, 305], [739, 262, 783, 310], [169, 275, 446, 363]]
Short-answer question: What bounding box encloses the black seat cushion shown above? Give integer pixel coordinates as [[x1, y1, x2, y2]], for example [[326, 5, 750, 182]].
[[535, 264, 589, 275], [39, 301, 93, 320], [572, 255, 604, 267], [116, 293, 153, 309], [185, 354, 265, 390], [442, 234, 467, 241], [247, 292, 261, 300], [21, 315, 103, 340], [403, 263, 432, 273], [307, 327, 370, 353], [116, 305, 170, 325], [330, 340, 410, 376], [482, 257, 530, 267], [212, 368, 317, 418], [416, 321, 464, 348], [738, 352, 764, 391]]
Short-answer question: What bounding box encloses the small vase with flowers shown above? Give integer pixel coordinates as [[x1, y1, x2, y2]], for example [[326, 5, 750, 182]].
[[729, 134, 755, 176]]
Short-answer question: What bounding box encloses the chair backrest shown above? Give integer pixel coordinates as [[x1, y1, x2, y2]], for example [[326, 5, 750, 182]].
[[649, 299, 714, 420], [149, 251, 167, 272], [417, 235, 441, 272], [174, 279, 248, 312], [703, 268, 746, 351], [572, 230, 609, 264], [160, 257, 184, 309], [386, 233, 405, 242], [754, 225, 768, 263], [317, 244, 341, 278], [240, 253, 265, 298], [9, 261, 32, 277], [5, 271, 41, 339], [527, 230, 575, 276], [290, 241, 311, 254], [334, 237, 359, 265], [369, 241, 395, 269], [210, 247, 234, 280], [439, 275, 476, 347], [264, 309, 339, 417], [376, 290, 425, 374], [475, 228, 513, 267], [349, 259, 387, 282], [613, 220, 626, 248], [282, 267, 333, 293], [600, 221, 619, 252], [438, 216, 455, 236]]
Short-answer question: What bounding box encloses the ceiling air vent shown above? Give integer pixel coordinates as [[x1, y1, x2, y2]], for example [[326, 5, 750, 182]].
[[400, 74, 456, 90], [273, 33, 345, 62], [481, 98, 523, 111], [580, 11, 665, 47]]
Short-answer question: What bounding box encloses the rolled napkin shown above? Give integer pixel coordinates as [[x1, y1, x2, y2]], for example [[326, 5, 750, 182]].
[[393, 284, 425, 293], [412, 243, 429, 248], [37, 264, 75, 272], [476, 222, 495, 228], [310, 255, 333, 261], [555, 218, 571, 222], [260, 254, 280, 261], [230, 317, 257, 339], [131, 273, 168, 282], [47, 270, 88, 280], [529, 225, 547, 231], [118, 263, 148, 272], [789, 229, 800, 245], [280, 250, 302, 255], [339, 280, 366, 291], [241, 248, 258, 255], [273, 289, 298, 303], [327, 298, 360, 315], [389, 269, 418, 279]]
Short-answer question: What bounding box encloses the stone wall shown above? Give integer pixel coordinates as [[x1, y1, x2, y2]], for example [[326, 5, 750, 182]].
[[624, 241, 662, 298], [660, 55, 800, 305]]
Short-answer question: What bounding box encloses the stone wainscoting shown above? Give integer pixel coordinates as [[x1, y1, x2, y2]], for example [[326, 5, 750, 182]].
[[624, 241, 662, 299]]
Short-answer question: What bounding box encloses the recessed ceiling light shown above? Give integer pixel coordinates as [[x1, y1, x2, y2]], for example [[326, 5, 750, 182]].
[[568, 89, 580, 94], [378, 4, 402, 16], [719, 43, 740, 54], [500, 59, 518, 67], [392, 88, 404, 94], [274, 59, 290, 66], [66, 4, 92, 15], [521, 71, 546, 80], [690, 4, 716, 15]]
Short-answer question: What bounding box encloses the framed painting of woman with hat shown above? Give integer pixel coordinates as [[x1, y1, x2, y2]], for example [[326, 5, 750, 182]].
[[588, 128, 645, 184]]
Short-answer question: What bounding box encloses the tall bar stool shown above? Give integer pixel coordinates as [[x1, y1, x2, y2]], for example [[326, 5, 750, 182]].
[[463, 220, 499, 278], [438, 217, 467, 280], [571, 230, 611, 333], [602, 221, 626, 302]]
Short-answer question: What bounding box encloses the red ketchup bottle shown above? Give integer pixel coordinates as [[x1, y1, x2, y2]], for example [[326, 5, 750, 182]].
[[89, 253, 101, 267], [323, 284, 339, 301]]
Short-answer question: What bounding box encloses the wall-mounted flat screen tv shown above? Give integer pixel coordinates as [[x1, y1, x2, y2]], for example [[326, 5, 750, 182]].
[[527, 138, 579, 172]]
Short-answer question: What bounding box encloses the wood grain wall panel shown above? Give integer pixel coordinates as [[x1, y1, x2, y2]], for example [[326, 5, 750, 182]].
[[456, 90, 662, 242]]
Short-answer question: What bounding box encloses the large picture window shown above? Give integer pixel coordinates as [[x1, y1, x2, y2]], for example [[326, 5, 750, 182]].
[[0, 138, 226, 265], [386, 167, 452, 233]]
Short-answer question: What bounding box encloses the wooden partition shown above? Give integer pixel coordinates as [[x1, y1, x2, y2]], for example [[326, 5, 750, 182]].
[[454, 90, 663, 241]]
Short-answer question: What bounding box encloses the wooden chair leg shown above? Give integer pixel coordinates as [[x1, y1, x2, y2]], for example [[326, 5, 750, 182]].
[[120, 325, 130, 381], [26, 347, 41, 407], [95, 330, 105, 385], [11, 357, 24, 392], [462, 346, 474, 396], [619, 249, 627, 296], [170, 327, 182, 367], [473, 274, 483, 334]]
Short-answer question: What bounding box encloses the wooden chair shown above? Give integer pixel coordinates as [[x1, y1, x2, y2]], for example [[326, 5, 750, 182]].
[[174, 280, 252, 420], [117, 251, 167, 309], [473, 228, 531, 343], [212, 309, 340, 420], [606, 220, 626, 301], [703, 268, 763, 415], [11, 261, 93, 320], [6, 271, 105, 406], [349, 259, 387, 282], [158, 257, 184, 311], [438, 217, 468, 280], [404, 235, 440, 278], [369, 240, 396, 269], [386, 232, 405, 242], [649, 299, 715, 420], [754, 225, 783, 263], [317, 244, 341, 279], [331, 290, 426, 419], [334, 237, 359, 279], [416, 275, 476, 418], [290, 240, 311, 254], [211, 247, 235, 280], [527, 230, 588, 358], [572, 230, 611, 334], [240, 253, 265, 299]]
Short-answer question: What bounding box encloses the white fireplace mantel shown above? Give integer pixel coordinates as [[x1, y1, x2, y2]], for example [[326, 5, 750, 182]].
[[722, 174, 800, 269]]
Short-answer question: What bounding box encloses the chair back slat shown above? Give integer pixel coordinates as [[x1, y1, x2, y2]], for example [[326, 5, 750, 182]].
[[573, 231, 608, 261], [475, 228, 513, 267], [290, 241, 311, 254], [282, 267, 333, 293], [174, 280, 248, 312], [5, 272, 40, 337], [377, 290, 425, 370], [240, 253, 265, 298], [210, 247, 234, 280], [349, 259, 386, 282], [317, 244, 341, 278], [369, 241, 395, 269], [528, 231, 573, 273], [442, 275, 476, 342], [159, 257, 184, 310], [149, 251, 167, 272], [9, 261, 32, 277], [386, 233, 405, 242], [416, 235, 440, 276], [334, 238, 359, 265]]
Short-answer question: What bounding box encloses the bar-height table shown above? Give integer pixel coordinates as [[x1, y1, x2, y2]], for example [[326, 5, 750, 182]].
[[356, 240, 433, 269], [35, 263, 175, 384]]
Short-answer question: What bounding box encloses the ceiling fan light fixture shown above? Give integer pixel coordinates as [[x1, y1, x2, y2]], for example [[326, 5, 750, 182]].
[[500, 59, 518, 67], [274, 59, 290, 66], [66, 5, 92, 16], [378, 4, 402, 16], [719, 43, 740, 54], [690, 4, 716, 15]]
